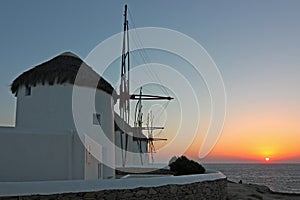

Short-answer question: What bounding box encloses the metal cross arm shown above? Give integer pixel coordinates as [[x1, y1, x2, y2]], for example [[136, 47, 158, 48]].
[[148, 138, 167, 141], [141, 126, 164, 130], [130, 94, 174, 101]]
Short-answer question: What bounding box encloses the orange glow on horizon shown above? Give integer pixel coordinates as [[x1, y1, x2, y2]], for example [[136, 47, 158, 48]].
[[150, 101, 300, 164], [180, 109, 300, 163]]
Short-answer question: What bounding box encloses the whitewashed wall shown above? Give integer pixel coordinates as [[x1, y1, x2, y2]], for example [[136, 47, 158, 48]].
[[72, 84, 115, 179], [0, 83, 115, 181], [0, 129, 84, 181], [16, 84, 75, 132]]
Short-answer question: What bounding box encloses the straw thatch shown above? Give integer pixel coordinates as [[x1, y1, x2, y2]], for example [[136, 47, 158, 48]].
[[11, 52, 117, 98]]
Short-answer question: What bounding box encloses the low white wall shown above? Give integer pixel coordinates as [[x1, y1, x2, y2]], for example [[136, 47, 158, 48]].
[[0, 170, 226, 197], [0, 129, 85, 182]]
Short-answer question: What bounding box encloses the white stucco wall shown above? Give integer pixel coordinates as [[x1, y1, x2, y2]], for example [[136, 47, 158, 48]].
[[72, 85, 115, 179], [84, 134, 103, 179], [0, 129, 85, 181], [16, 84, 75, 132], [0, 83, 115, 181]]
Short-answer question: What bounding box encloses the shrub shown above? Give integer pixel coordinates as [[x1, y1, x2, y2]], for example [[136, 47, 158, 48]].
[[168, 156, 205, 176]]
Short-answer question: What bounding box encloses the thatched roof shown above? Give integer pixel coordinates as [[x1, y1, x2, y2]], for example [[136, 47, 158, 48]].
[[11, 52, 117, 98]]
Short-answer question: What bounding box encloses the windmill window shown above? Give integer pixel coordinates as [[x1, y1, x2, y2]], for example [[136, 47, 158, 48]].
[[25, 86, 31, 96], [93, 113, 101, 125]]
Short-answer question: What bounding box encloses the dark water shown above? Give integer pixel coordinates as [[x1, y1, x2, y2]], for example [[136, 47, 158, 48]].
[[204, 163, 300, 194]]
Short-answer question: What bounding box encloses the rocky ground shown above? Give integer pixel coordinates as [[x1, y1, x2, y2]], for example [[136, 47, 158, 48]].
[[227, 181, 300, 200]]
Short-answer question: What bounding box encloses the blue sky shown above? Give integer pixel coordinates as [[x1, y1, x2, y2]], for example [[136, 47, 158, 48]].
[[0, 0, 300, 161], [0, 0, 296, 125]]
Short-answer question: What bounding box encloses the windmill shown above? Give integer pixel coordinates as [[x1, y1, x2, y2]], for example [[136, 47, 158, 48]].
[[118, 5, 173, 167], [146, 111, 167, 163], [133, 87, 168, 165]]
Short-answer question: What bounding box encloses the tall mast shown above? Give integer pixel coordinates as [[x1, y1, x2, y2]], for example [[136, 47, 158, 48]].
[[120, 4, 130, 125], [119, 4, 130, 167], [118, 5, 173, 167]]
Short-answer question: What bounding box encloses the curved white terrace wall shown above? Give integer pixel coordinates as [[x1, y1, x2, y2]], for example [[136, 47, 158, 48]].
[[0, 171, 226, 197]]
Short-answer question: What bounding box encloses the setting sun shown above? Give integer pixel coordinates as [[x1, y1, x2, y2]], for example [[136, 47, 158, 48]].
[[265, 157, 270, 162]]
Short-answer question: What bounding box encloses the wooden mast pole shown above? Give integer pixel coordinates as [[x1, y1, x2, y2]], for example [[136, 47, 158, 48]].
[[120, 4, 130, 167]]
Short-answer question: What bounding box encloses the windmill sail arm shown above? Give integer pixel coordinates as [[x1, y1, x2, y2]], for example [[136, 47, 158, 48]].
[[141, 126, 164, 130], [148, 138, 167, 141], [130, 94, 173, 100]]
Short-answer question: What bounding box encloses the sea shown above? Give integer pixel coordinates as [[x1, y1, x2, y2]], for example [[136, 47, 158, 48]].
[[204, 163, 300, 194]]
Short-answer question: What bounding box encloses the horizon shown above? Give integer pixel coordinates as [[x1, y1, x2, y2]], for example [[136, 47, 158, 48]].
[[1, 1, 300, 163]]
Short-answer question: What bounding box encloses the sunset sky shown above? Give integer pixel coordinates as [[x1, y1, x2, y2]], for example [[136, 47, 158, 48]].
[[0, 1, 299, 163]]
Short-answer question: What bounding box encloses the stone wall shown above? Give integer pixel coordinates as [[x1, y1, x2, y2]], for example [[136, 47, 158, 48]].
[[0, 179, 227, 200]]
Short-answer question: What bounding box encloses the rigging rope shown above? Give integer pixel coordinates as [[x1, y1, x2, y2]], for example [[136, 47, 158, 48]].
[[152, 100, 170, 126], [128, 8, 170, 96]]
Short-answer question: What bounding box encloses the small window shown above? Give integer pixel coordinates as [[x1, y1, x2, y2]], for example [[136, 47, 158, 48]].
[[93, 113, 101, 125], [25, 86, 31, 96]]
